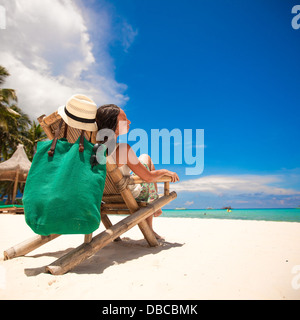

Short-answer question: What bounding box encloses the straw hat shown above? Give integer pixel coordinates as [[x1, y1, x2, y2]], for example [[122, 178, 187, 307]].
[[58, 94, 98, 132]]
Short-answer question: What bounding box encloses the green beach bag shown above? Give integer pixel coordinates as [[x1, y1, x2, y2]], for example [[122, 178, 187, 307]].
[[23, 122, 106, 236]]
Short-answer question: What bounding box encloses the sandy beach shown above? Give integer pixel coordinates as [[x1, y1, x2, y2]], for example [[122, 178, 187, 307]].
[[0, 214, 300, 300]]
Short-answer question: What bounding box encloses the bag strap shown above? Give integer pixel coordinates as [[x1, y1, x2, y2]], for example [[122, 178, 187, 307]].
[[48, 119, 64, 157], [48, 120, 85, 156], [79, 130, 85, 152], [64, 122, 68, 138]]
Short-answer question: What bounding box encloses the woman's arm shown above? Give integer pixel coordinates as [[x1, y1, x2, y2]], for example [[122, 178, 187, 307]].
[[115, 143, 179, 183]]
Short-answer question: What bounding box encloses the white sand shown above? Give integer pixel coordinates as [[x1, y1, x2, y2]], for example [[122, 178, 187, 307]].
[[0, 214, 300, 300]]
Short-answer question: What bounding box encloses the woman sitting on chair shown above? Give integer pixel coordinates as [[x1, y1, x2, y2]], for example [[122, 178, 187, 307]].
[[96, 104, 179, 240]]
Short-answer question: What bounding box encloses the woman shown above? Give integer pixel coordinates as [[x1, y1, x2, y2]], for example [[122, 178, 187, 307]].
[[96, 104, 179, 239]]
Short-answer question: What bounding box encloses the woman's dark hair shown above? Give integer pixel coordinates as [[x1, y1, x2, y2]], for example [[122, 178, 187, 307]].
[[96, 104, 120, 132]]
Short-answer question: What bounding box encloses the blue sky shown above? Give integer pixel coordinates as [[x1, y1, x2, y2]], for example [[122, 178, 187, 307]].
[[1, 0, 300, 208], [106, 0, 300, 171], [93, 0, 300, 208]]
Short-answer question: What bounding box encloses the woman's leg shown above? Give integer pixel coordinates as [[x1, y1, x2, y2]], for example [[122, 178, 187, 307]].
[[138, 154, 164, 240]]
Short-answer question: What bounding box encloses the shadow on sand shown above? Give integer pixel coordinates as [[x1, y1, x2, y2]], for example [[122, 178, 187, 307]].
[[24, 237, 184, 276]]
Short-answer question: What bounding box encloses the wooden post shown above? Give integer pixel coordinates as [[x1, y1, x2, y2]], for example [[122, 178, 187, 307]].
[[106, 157, 159, 247], [101, 209, 130, 215], [46, 192, 177, 275], [164, 182, 170, 196], [130, 176, 172, 184], [4, 234, 60, 260], [37, 114, 55, 139], [100, 213, 122, 242], [12, 170, 19, 204], [84, 234, 93, 243]]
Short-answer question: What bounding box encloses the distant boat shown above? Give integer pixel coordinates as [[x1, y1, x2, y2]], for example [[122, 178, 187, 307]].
[[206, 207, 213, 210], [175, 207, 186, 210]]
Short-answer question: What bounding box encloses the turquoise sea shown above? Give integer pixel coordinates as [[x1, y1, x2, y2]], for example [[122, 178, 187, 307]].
[[162, 208, 300, 223]]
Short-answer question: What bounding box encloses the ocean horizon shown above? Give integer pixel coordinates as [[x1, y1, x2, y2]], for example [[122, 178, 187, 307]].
[[2, 197, 300, 223], [161, 208, 300, 223]]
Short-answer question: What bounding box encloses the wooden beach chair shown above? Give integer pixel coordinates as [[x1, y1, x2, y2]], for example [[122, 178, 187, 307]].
[[3, 111, 177, 275], [0, 205, 24, 215]]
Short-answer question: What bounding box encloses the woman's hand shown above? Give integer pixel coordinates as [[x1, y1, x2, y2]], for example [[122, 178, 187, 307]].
[[165, 170, 180, 183], [122, 144, 180, 183]]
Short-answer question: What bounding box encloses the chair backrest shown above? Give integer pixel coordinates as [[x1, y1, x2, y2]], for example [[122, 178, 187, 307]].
[[38, 112, 96, 143], [38, 112, 124, 202]]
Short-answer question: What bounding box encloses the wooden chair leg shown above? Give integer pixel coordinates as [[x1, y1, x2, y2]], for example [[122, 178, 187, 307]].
[[46, 192, 176, 275], [3, 234, 60, 260], [136, 220, 158, 247], [84, 234, 93, 243], [100, 213, 122, 242], [101, 211, 156, 245]]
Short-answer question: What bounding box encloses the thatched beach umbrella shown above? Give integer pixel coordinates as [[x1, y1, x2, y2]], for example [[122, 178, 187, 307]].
[[0, 144, 31, 203]]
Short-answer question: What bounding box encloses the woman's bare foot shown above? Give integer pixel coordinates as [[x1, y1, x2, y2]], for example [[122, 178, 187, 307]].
[[146, 213, 164, 240], [154, 231, 165, 240], [154, 208, 163, 217]]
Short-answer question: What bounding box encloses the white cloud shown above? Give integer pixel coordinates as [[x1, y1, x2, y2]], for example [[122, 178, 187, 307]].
[[173, 174, 300, 196], [0, 0, 133, 119], [121, 22, 138, 52]]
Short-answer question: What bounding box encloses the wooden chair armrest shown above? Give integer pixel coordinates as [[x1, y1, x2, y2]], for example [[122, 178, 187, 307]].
[[129, 175, 171, 196], [129, 175, 172, 185]]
